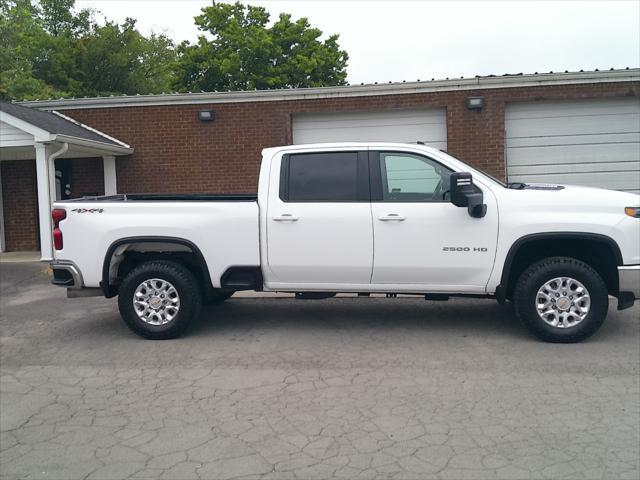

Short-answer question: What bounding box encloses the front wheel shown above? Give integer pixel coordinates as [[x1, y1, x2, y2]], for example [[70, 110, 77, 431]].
[[513, 256, 609, 343], [118, 260, 202, 340]]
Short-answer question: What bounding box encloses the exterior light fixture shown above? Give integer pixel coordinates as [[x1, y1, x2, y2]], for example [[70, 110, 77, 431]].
[[198, 110, 215, 122], [466, 97, 485, 111]]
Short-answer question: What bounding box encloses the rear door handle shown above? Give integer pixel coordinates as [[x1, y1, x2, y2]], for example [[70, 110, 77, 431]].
[[378, 214, 406, 221], [273, 213, 299, 221]]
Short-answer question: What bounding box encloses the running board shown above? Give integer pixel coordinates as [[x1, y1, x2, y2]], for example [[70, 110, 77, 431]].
[[295, 292, 336, 300], [424, 294, 450, 301]]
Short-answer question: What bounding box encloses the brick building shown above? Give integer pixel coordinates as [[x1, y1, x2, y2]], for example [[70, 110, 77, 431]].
[[1, 68, 639, 259]]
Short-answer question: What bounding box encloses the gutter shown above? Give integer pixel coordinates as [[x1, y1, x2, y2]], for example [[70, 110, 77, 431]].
[[53, 134, 134, 155]]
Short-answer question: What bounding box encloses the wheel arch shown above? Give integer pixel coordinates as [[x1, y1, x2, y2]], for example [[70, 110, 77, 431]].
[[101, 236, 213, 298], [497, 232, 623, 302]]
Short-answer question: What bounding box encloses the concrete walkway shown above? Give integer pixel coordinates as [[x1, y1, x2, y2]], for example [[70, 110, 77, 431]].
[[0, 251, 41, 263]]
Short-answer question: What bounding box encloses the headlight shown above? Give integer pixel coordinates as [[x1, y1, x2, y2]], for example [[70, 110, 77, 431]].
[[625, 207, 640, 218]]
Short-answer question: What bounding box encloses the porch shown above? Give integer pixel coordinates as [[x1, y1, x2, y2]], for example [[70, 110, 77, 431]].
[[0, 101, 132, 260]]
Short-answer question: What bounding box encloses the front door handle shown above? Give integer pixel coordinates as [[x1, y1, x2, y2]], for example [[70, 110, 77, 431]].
[[273, 213, 299, 221], [378, 213, 406, 221]]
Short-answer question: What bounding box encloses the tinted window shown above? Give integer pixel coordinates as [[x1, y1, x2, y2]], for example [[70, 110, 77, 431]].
[[380, 153, 451, 202], [286, 152, 361, 202]]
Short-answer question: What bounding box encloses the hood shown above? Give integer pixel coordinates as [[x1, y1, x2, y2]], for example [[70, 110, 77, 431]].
[[552, 184, 638, 204], [502, 182, 639, 211]]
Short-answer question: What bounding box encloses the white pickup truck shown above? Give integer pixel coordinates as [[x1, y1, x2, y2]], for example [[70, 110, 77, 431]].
[[50, 143, 640, 342]]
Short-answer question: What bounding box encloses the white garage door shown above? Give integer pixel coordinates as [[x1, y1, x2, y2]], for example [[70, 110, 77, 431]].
[[292, 108, 447, 148], [505, 98, 640, 194]]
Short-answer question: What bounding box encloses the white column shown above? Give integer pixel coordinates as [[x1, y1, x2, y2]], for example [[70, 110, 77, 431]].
[[103, 156, 117, 195], [34, 143, 53, 261]]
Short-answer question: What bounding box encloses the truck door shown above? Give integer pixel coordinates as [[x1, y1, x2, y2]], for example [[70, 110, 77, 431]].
[[369, 151, 498, 292], [265, 150, 373, 288]]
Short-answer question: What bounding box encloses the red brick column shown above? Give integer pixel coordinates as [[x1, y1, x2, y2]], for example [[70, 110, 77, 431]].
[[1, 160, 39, 251]]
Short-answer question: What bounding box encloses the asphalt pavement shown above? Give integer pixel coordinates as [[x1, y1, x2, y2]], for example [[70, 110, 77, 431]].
[[1, 262, 639, 479]]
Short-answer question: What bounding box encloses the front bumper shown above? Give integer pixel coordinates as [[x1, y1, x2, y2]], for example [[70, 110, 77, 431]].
[[50, 261, 83, 288], [618, 265, 640, 310]]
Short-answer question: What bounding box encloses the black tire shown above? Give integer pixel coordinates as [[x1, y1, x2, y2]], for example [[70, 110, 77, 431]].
[[205, 289, 234, 304], [118, 260, 202, 340], [513, 256, 609, 343]]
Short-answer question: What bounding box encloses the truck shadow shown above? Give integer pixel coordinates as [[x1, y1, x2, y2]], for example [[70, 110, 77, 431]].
[[190, 297, 527, 339], [62, 295, 632, 344]]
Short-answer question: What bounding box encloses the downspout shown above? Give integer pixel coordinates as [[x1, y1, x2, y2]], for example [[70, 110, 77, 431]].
[[49, 142, 69, 162]]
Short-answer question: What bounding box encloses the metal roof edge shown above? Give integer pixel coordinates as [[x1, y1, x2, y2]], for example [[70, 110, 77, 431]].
[[51, 110, 131, 148], [17, 69, 640, 111], [53, 134, 134, 155]]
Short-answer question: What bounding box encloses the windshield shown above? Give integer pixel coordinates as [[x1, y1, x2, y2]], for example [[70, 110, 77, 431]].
[[438, 150, 508, 188]]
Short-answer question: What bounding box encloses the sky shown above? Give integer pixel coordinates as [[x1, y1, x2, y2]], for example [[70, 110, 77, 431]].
[[76, 0, 640, 84]]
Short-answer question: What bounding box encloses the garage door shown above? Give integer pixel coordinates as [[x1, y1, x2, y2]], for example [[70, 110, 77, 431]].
[[505, 98, 640, 194], [292, 108, 447, 148]]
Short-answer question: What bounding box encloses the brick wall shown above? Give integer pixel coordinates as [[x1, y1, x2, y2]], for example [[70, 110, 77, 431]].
[[0, 158, 104, 252], [1, 160, 39, 251], [3, 80, 639, 252], [65, 81, 639, 194], [66, 158, 105, 198]]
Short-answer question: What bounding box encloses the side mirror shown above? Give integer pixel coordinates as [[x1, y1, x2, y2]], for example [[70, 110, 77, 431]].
[[450, 172, 487, 218]]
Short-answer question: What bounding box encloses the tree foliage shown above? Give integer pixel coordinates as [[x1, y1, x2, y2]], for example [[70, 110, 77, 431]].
[[174, 2, 348, 92], [0, 0, 59, 100], [0, 0, 176, 100], [39, 0, 91, 36], [76, 20, 176, 97], [0, 0, 349, 100]]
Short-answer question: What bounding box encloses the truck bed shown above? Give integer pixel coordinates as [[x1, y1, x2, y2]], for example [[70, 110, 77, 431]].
[[63, 193, 258, 202], [53, 196, 260, 288]]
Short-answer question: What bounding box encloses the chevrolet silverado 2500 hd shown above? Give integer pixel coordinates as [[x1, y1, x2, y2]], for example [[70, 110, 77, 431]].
[[50, 143, 640, 342]]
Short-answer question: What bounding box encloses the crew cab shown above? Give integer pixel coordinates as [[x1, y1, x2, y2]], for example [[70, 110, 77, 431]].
[[50, 143, 640, 342]]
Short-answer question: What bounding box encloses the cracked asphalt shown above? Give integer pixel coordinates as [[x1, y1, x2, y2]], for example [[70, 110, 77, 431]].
[[1, 262, 639, 480]]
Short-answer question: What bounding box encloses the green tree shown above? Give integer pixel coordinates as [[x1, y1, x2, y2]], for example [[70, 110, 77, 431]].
[[0, 0, 62, 100], [39, 0, 91, 36], [1, 0, 349, 100], [173, 1, 348, 92], [31, 0, 92, 96], [76, 18, 176, 97], [0, 0, 176, 100]]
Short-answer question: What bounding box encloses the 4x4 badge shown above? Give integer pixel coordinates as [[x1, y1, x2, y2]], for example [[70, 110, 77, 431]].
[[71, 208, 103, 213]]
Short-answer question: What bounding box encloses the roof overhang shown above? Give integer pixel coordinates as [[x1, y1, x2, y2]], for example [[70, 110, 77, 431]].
[[16, 68, 640, 110], [0, 110, 51, 140], [52, 134, 133, 155], [0, 110, 133, 155]]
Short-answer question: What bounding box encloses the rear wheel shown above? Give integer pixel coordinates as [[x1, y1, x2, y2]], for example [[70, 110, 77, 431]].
[[513, 256, 608, 343], [118, 260, 202, 339]]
